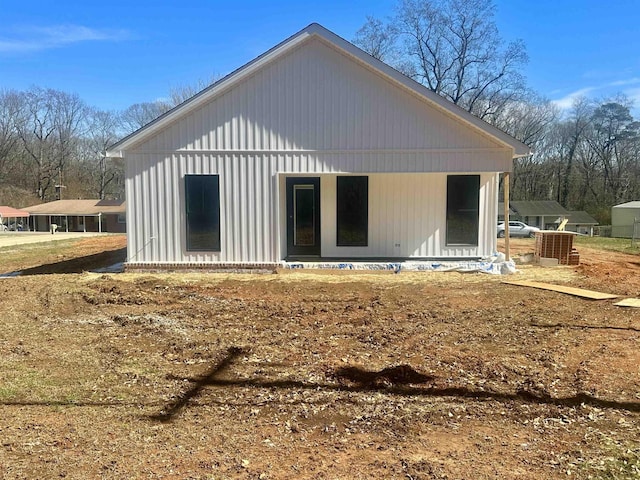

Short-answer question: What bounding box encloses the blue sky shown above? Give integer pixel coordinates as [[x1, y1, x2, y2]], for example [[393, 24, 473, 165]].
[[2, 0, 639, 115]]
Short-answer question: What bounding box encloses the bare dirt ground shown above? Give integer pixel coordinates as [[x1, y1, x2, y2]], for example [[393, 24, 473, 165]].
[[0, 236, 638, 479]]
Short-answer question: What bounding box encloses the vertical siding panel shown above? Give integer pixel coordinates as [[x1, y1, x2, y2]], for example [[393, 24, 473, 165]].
[[260, 69, 268, 151], [215, 101, 222, 150], [193, 108, 201, 150], [268, 155, 277, 261], [203, 105, 211, 150], [239, 155, 247, 261], [226, 154, 234, 261], [370, 175, 379, 254], [225, 90, 231, 151], [268, 65, 276, 151], [155, 158, 165, 262], [145, 157, 154, 262], [233, 154, 242, 261], [135, 157, 144, 263], [254, 156, 262, 261], [139, 157, 150, 262], [171, 155, 180, 262], [407, 175, 416, 255]]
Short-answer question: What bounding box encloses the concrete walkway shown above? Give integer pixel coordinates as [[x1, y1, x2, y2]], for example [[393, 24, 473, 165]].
[[0, 232, 118, 248]]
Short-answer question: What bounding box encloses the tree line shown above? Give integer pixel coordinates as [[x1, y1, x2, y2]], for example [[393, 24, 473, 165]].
[[353, 0, 640, 224], [1, 0, 639, 225], [0, 83, 198, 208]]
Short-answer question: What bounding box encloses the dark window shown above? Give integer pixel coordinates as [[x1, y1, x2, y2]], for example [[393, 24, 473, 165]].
[[185, 174, 220, 251], [337, 176, 368, 246], [446, 175, 480, 245]]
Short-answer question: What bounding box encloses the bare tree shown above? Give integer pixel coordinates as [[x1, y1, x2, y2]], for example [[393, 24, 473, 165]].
[[84, 109, 124, 199], [352, 16, 397, 61], [555, 98, 593, 207], [491, 93, 558, 146], [0, 90, 20, 183], [13, 87, 58, 200], [12, 87, 89, 201], [121, 101, 171, 134], [356, 0, 528, 120], [587, 99, 640, 205], [168, 74, 221, 106]]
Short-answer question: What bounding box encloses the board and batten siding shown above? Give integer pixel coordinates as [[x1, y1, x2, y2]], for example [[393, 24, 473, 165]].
[[126, 151, 499, 264], [123, 35, 511, 265], [127, 38, 512, 170]]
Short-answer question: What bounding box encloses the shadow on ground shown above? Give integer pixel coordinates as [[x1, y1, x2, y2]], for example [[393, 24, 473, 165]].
[[149, 347, 640, 423], [4, 247, 126, 275]]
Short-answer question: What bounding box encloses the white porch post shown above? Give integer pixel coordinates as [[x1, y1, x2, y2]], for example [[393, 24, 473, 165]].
[[504, 172, 510, 261], [98, 213, 102, 233]]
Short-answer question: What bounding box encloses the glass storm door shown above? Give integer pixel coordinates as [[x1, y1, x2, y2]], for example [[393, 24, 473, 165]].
[[286, 177, 321, 257]]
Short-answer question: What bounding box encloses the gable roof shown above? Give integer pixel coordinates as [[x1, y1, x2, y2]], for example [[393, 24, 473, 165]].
[[497, 202, 516, 217], [566, 211, 598, 225], [107, 23, 530, 159], [510, 200, 569, 217], [24, 200, 125, 216], [613, 201, 640, 209]]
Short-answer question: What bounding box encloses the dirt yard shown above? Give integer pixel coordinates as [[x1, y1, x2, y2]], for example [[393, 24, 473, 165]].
[[0, 236, 638, 479]]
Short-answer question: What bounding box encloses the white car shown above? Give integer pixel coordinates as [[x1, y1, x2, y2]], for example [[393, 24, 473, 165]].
[[497, 221, 540, 238]]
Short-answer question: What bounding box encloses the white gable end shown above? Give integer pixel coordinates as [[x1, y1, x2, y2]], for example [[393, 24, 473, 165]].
[[131, 37, 508, 166]]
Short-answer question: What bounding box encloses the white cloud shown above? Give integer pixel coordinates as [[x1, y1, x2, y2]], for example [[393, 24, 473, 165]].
[[551, 87, 596, 110], [0, 24, 130, 54], [551, 76, 640, 113], [607, 77, 640, 87]]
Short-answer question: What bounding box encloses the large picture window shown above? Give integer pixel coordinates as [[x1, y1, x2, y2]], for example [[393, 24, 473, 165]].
[[185, 174, 220, 251], [446, 175, 480, 245], [337, 176, 368, 246]]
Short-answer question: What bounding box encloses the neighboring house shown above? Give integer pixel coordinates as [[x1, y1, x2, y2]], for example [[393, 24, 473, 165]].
[[0, 206, 30, 231], [611, 201, 640, 238], [24, 199, 126, 233], [106, 23, 529, 269], [509, 201, 570, 229], [564, 211, 598, 236]]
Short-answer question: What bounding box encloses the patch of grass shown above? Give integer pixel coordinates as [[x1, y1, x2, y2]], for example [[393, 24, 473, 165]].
[[578, 434, 640, 479], [574, 236, 640, 255], [0, 239, 82, 273], [0, 386, 19, 400], [0, 369, 55, 401]]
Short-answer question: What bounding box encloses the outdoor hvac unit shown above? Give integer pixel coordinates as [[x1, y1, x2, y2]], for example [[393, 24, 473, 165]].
[[534, 231, 579, 265]]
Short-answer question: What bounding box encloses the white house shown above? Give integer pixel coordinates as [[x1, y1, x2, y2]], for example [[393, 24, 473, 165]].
[[106, 24, 530, 269]]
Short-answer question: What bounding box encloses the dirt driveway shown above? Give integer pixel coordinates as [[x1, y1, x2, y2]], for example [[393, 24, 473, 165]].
[[0, 232, 115, 248], [0, 237, 638, 479]]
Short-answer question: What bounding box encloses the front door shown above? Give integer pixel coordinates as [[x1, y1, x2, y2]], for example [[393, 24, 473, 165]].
[[286, 177, 321, 257]]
